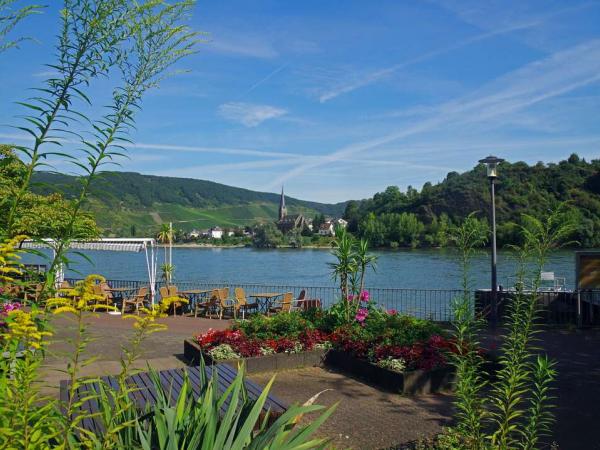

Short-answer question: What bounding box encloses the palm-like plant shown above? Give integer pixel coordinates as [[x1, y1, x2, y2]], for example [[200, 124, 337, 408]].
[[355, 238, 377, 296], [157, 223, 174, 284], [92, 362, 336, 449], [328, 226, 356, 302]]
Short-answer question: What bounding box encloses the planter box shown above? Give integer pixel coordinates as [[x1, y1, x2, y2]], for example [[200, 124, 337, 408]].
[[323, 350, 455, 395], [183, 338, 326, 374]]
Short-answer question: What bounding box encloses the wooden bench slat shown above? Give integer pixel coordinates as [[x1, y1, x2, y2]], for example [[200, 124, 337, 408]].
[[216, 364, 287, 412], [60, 363, 287, 434]]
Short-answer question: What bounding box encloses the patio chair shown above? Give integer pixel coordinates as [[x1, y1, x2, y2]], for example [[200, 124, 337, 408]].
[[194, 288, 219, 318], [168, 286, 188, 315], [122, 287, 148, 315], [24, 283, 44, 305], [6, 284, 22, 299], [294, 289, 322, 311], [233, 287, 259, 319], [91, 284, 113, 312], [268, 292, 295, 316], [218, 287, 236, 320], [159, 285, 185, 316]]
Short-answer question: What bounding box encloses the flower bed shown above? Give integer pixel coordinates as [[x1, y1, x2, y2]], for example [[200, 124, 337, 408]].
[[324, 350, 455, 394], [188, 291, 459, 393], [184, 338, 327, 374]]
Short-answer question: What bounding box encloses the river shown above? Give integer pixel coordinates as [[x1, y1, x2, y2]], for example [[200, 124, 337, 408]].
[[21, 247, 583, 290]]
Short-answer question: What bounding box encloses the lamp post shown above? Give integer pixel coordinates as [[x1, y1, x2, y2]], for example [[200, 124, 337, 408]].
[[479, 155, 505, 329]]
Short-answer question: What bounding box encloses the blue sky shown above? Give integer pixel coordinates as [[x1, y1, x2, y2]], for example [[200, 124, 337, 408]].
[[1, 0, 600, 203]]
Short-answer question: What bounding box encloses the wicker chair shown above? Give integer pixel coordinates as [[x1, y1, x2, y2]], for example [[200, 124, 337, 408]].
[[122, 287, 148, 315], [268, 292, 295, 316], [92, 284, 113, 312], [194, 288, 219, 318], [233, 287, 259, 319], [294, 289, 322, 311], [24, 283, 44, 305], [217, 287, 236, 319], [159, 286, 184, 315]]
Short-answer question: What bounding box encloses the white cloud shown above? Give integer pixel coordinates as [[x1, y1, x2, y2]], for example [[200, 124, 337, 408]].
[[207, 33, 278, 59], [316, 3, 599, 104], [266, 39, 600, 189], [218, 102, 288, 127], [434, 0, 600, 52], [0, 133, 303, 159], [32, 70, 59, 78], [317, 20, 542, 103]]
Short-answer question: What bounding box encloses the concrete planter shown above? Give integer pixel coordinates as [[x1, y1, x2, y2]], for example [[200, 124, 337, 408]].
[[323, 349, 455, 395], [183, 338, 326, 374]]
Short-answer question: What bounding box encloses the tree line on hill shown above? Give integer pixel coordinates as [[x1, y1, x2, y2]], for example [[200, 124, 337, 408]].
[[343, 154, 600, 248]]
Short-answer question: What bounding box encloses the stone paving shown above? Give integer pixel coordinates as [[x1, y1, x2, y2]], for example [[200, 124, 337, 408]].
[[249, 367, 453, 449], [40, 314, 230, 396]]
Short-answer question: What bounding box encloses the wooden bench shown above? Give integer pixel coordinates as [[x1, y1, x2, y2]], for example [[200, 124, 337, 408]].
[[59, 363, 288, 434]]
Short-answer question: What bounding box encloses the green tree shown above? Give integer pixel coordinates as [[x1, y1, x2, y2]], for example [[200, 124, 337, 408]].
[[253, 223, 283, 248], [359, 212, 386, 247], [0, 146, 98, 239]]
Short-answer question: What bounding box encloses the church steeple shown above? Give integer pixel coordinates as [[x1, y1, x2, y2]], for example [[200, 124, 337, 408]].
[[278, 186, 287, 221]]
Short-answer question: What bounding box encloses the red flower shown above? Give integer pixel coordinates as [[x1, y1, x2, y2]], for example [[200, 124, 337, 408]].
[[330, 327, 370, 358], [299, 329, 329, 350]]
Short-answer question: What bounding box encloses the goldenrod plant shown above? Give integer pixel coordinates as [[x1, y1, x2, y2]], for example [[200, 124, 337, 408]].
[[0, 236, 60, 448], [159, 293, 189, 315], [0, 235, 27, 283]]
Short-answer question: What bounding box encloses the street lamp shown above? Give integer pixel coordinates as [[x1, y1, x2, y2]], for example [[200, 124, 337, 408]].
[[479, 155, 505, 329]]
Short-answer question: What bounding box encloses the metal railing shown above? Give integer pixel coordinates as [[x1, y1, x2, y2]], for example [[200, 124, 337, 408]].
[[66, 277, 463, 322], [475, 289, 600, 327], [65, 277, 600, 326]]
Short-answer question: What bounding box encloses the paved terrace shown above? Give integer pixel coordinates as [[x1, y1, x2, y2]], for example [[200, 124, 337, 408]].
[[39, 314, 600, 450]]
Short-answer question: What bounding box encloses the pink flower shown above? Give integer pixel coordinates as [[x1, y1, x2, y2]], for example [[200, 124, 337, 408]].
[[387, 309, 397, 315], [347, 294, 355, 302], [355, 307, 369, 324], [359, 291, 370, 302]]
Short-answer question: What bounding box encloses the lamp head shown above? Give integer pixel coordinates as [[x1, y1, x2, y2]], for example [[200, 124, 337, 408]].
[[479, 155, 505, 178]]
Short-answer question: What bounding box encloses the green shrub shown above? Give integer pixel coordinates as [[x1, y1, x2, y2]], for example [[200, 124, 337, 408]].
[[233, 311, 312, 340]]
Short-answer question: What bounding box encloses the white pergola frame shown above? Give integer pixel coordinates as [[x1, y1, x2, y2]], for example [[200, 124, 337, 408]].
[[21, 238, 158, 304]]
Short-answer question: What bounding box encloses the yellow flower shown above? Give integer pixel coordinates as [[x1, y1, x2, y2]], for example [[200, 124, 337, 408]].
[[122, 304, 168, 334], [47, 274, 117, 314], [159, 295, 188, 313], [2, 309, 52, 350], [0, 235, 27, 283]]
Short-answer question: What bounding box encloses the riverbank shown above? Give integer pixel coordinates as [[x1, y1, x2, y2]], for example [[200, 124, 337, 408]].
[[170, 242, 334, 249]]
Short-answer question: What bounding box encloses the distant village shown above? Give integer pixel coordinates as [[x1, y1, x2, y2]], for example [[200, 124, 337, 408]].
[[177, 188, 347, 246]]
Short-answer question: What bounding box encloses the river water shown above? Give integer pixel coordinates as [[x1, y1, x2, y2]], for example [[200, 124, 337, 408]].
[[22, 247, 582, 290]]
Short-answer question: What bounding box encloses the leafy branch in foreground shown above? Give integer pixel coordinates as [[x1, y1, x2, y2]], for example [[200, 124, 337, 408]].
[[0, 0, 43, 53], [5, 0, 135, 237], [45, 0, 200, 287]]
